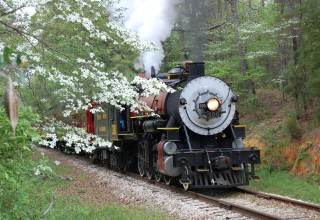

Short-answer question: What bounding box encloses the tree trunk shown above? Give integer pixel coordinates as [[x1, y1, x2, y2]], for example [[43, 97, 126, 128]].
[[289, 0, 306, 117], [229, 0, 253, 93], [229, 0, 248, 75], [278, 42, 287, 100]]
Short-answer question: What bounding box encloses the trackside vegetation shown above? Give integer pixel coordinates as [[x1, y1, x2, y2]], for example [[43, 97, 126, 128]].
[[0, 107, 171, 219], [246, 168, 320, 204]]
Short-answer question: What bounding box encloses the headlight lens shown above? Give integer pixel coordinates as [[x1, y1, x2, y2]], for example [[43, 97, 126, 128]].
[[207, 98, 220, 111]]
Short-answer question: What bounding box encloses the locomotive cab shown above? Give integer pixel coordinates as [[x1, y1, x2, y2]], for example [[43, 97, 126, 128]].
[[94, 104, 133, 140]]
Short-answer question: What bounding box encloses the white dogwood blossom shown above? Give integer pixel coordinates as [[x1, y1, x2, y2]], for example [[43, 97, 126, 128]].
[[34, 119, 122, 153], [1, 0, 174, 153], [34, 163, 54, 176]]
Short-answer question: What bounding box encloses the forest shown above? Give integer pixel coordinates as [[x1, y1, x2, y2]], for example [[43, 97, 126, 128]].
[[163, 0, 320, 182], [1, 0, 320, 218]]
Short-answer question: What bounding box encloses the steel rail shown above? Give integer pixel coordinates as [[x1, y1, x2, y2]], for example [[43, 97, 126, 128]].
[[44, 147, 318, 219], [237, 188, 320, 212], [125, 172, 281, 220]]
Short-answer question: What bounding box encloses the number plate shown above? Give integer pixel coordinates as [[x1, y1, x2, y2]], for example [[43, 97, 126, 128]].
[[207, 111, 222, 118], [199, 103, 206, 109]]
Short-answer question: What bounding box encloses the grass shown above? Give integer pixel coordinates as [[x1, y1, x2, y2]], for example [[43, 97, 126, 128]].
[[46, 198, 169, 220], [0, 149, 173, 220], [244, 167, 320, 204], [237, 90, 320, 205], [34, 183, 169, 220], [8, 147, 318, 220], [38, 150, 173, 220]]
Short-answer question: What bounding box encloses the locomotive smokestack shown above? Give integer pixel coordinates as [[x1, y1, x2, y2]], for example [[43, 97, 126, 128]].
[[188, 62, 205, 80]]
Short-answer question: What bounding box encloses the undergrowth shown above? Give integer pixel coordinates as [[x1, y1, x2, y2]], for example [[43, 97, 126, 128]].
[[0, 107, 49, 219], [0, 107, 171, 219], [239, 89, 320, 203], [246, 167, 320, 204]]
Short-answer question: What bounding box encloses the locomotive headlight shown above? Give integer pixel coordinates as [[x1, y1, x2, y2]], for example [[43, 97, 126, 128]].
[[207, 98, 220, 111]]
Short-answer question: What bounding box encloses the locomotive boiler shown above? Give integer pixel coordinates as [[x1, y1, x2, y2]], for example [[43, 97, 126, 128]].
[[93, 62, 260, 190]]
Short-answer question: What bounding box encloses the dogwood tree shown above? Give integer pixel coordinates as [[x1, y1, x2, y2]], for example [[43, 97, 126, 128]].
[[1, 0, 172, 152]]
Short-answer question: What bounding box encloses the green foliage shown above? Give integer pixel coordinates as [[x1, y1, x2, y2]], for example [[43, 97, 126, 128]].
[[313, 107, 320, 125], [293, 143, 311, 170], [1, 1, 144, 119], [258, 126, 292, 172], [299, 0, 320, 99], [0, 106, 51, 219], [285, 114, 302, 140], [161, 32, 184, 71], [46, 199, 171, 220]]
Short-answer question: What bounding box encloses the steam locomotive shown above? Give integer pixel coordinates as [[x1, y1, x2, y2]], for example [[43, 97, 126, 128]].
[[73, 62, 260, 190]]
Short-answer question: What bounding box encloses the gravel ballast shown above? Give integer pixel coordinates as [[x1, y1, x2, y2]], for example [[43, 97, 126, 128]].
[[39, 147, 251, 220]]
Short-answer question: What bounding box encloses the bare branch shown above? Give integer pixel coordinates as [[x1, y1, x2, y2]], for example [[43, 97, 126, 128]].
[[238, 0, 265, 11], [40, 196, 56, 220], [0, 21, 70, 58], [0, 5, 26, 17], [173, 22, 226, 33], [207, 22, 226, 30], [0, 20, 39, 52]]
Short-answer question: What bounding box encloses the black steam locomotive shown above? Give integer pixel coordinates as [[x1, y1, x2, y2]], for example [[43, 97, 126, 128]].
[[92, 62, 260, 190]]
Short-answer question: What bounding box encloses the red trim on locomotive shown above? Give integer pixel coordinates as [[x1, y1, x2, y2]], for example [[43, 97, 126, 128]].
[[137, 73, 150, 79], [157, 141, 165, 174]]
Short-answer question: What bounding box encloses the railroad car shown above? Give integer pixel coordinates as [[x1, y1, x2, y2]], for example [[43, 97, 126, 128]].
[[90, 62, 260, 190]]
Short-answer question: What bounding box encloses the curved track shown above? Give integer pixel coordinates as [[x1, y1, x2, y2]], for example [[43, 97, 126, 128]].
[[237, 188, 320, 213], [42, 147, 320, 219], [126, 171, 320, 219]]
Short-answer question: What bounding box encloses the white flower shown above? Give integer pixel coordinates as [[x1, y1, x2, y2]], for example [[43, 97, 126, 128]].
[[12, 81, 19, 86], [34, 169, 41, 176], [54, 160, 61, 165]]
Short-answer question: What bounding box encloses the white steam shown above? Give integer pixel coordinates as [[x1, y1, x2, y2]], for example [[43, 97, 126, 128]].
[[118, 0, 180, 73]]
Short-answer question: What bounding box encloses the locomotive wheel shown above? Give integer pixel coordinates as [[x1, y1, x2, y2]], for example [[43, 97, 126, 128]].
[[122, 163, 127, 172], [164, 175, 171, 185], [146, 170, 153, 180], [137, 140, 147, 177], [182, 166, 190, 191], [137, 156, 145, 177], [154, 172, 162, 182]]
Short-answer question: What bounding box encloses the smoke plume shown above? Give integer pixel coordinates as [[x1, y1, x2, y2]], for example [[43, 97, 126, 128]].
[[118, 0, 180, 73]]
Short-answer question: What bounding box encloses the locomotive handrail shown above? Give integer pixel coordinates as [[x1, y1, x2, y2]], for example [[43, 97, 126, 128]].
[[176, 148, 259, 153], [157, 127, 180, 130]]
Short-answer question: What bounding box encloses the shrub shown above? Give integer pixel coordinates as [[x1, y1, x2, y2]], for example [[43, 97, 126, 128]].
[[285, 115, 302, 139], [0, 107, 51, 219]]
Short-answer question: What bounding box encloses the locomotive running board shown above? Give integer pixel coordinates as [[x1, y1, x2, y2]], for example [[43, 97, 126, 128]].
[[231, 167, 244, 171], [179, 178, 191, 184], [196, 169, 209, 172]]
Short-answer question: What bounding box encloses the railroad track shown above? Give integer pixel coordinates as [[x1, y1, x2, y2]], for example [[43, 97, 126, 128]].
[[236, 188, 320, 213], [40, 147, 320, 219], [125, 171, 320, 220]]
